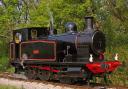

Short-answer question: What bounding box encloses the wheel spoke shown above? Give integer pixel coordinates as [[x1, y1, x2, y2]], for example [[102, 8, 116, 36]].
[[25, 68, 37, 79], [38, 70, 50, 81]]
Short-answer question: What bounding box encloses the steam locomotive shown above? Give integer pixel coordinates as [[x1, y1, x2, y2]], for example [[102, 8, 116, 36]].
[[10, 16, 121, 84]]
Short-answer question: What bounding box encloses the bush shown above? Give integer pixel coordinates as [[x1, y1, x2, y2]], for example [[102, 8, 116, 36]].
[[105, 45, 128, 87], [0, 84, 19, 89], [0, 56, 9, 71]]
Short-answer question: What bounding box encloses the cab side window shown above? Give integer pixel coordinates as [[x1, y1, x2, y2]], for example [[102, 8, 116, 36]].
[[31, 29, 37, 39]]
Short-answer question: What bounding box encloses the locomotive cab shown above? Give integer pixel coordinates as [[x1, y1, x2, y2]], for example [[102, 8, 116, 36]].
[[10, 27, 50, 61]]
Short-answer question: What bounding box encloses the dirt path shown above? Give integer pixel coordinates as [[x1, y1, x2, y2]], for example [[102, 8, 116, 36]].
[[1, 77, 127, 89], [0, 78, 75, 89], [0, 73, 127, 89]]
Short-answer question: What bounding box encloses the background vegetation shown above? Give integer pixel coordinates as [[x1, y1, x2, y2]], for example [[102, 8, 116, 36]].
[[0, 84, 20, 89], [0, 0, 128, 86]]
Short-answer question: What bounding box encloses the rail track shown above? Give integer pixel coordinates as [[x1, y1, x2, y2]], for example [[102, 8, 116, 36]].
[[0, 72, 127, 89]]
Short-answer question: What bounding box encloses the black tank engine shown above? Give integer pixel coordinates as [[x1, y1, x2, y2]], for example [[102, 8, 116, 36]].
[[10, 16, 120, 83]]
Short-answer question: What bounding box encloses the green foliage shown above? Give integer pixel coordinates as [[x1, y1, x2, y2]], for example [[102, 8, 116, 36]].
[[0, 0, 128, 86], [0, 56, 9, 71], [0, 84, 19, 89], [6, 67, 15, 73], [49, 0, 92, 32]]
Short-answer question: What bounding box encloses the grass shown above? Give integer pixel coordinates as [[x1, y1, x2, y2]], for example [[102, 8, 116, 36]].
[[0, 84, 19, 89], [6, 67, 15, 73], [0, 56, 15, 73], [0, 56, 9, 71], [105, 45, 128, 87]]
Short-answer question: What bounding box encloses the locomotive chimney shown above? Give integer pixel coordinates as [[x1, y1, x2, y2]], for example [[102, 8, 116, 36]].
[[84, 16, 93, 32], [50, 21, 54, 35]]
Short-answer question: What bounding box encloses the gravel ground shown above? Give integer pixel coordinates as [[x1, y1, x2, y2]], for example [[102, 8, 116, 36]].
[[1, 78, 126, 89], [0, 73, 127, 89], [0, 78, 75, 89]]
